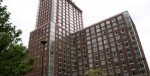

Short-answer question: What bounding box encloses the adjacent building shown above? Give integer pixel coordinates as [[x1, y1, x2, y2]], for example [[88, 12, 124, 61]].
[[27, 0, 150, 76]]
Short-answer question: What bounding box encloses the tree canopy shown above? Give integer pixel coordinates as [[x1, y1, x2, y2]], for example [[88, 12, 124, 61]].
[[0, 1, 35, 76], [83, 68, 105, 76]]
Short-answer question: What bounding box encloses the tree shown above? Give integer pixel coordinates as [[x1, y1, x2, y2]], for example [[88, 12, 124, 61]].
[[0, 1, 35, 76], [83, 68, 105, 76]]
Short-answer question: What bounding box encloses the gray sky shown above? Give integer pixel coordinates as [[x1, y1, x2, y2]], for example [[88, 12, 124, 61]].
[[3, 0, 150, 67]]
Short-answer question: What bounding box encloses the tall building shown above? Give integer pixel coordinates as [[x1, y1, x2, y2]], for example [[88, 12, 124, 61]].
[[69, 12, 150, 76], [28, 0, 150, 76], [28, 0, 83, 76]]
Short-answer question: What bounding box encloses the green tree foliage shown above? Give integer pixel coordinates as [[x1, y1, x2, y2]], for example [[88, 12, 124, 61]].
[[0, 1, 35, 76], [83, 68, 105, 76]]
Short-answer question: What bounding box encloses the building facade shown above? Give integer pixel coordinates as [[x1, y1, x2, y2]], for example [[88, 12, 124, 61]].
[[28, 0, 149, 76]]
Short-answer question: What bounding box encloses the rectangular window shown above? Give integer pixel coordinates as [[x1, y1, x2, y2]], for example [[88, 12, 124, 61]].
[[97, 32, 101, 37], [108, 29, 112, 33], [101, 23, 105, 27], [98, 41, 102, 46], [96, 25, 100, 29], [90, 27, 95, 31], [96, 29, 100, 32], [117, 15, 122, 20], [99, 46, 103, 50], [91, 34, 96, 39], [111, 18, 116, 22], [106, 20, 110, 25], [98, 37, 102, 41]]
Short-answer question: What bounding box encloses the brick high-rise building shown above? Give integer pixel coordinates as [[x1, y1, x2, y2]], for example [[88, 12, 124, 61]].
[[28, 0, 149, 76], [69, 11, 150, 76], [28, 0, 83, 76]]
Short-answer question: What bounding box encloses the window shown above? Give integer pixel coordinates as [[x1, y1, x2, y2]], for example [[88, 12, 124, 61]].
[[87, 36, 90, 40], [101, 60, 105, 65], [120, 24, 125, 28], [86, 29, 89, 33], [109, 69, 113, 74], [111, 42, 115, 47], [114, 57, 118, 62], [86, 32, 90, 36], [132, 70, 137, 75], [96, 25, 100, 29], [105, 44, 109, 48], [101, 23, 105, 27], [108, 29, 112, 33], [127, 53, 132, 58], [123, 38, 128, 42], [118, 45, 122, 50], [107, 24, 111, 29], [115, 62, 119, 66], [90, 27, 95, 31], [113, 52, 117, 57], [84, 64, 88, 68], [117, 16, 122, 20], [95, 56, 98, 60], [124, 72, 128, 76], [107, 54, 110, 58], [110, 37, 114, 42], [98, 37, 102, 41], [92, 39, 96, 43], [97, 32, 101, 37], [116, 35, 120, 40], [89, 63, 93, 68], [103, 35, 107, 39], [99, 46, 103, 50], [117, 40, 121, 45], [94, 51, 98, 56], [114, 26, 118, 31], [130, 31, 134, 35], [115, 31, 118, 35], [120, 55, 124, 60], [119, 50, 123, 55], [102, 31, 106, 35], [111, 17, 116, 22], [121, 28, 125, 33], [132, 41, 137, 45], [89, 54, 92, 58], [96, 29, 100, 32], [101, 55, 105, 60], [140, 70, 146, 74], [91, 34, 96, 38], [122, 60, 126, 65], [122, 33, 126, 37], [91, 31, 95, 35], [95, 61, 99, 66], [129, 59, 134, 63], [89, 58, 93, 63], [87, 41, 91, 44], [93, 43, 97, 48], [106, 49, 110, 53], [108, 60, 111, 65], [98, 41, 102, 46], [113, 22, 117, 26], [116, 68, 120, 73], [109, 33, 113, 37], [101, 27, 105, 31], [106, 20, 110, 25], [104, 39, 108, 44], [125, 43, 129, 47], [112, 47, 116, 52], [87, 45, 91, 49]]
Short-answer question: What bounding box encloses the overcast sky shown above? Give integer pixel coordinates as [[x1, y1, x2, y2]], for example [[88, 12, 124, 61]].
[[3, 0, 150, 67]]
